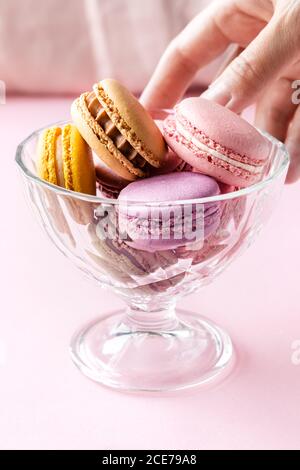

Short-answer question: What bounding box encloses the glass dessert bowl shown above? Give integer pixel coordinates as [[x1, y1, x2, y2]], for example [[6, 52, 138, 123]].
[[16, 118, 289, 392]]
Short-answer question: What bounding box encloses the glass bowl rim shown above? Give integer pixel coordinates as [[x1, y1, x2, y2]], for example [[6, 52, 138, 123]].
[[15, 119, 290, 207]]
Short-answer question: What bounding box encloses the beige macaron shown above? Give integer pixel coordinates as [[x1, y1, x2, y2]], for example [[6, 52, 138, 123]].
[[71, 79, 167, 181]]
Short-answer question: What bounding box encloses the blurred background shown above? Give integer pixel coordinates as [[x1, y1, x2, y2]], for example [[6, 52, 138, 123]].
[[0, 0, 221, 96]]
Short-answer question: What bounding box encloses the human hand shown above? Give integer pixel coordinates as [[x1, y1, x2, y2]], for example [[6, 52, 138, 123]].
[[141, 0, 300, 183]]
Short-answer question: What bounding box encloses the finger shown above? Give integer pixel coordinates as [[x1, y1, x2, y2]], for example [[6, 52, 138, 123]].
[[285, 105, 300, 184], [214, 45, 244, 80], [140, 1, 233, 109], [202, 12, 300, 113], [255, 77, 297, 143]]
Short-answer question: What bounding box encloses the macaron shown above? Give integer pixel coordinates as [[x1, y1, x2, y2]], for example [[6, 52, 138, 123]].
[[37, 124, 96, 226], [151, 149, 192, 176], [176, 237, 228, 266], [71, 78, 167, 182], [163, 98, 271, 187], [95, 147, 191, 199], [154, 120, 192, 174], [95, 158, 129, 199], [86, 223, 187, 294], [37, 124, 96, 195], [118, 172, 221, 252], [39, 186, 75, 246]]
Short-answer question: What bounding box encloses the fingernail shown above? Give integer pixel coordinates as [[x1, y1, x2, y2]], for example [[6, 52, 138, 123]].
[[201, 82, 232, 107]]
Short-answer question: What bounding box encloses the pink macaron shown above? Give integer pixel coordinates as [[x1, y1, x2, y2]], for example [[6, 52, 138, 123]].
[[163, 98, 271, 187], [118, 172, 221, 252], [152, 148, 192, 175]]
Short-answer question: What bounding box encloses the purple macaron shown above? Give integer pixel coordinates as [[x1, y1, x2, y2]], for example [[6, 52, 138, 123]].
[[118, 172, 221, 252]]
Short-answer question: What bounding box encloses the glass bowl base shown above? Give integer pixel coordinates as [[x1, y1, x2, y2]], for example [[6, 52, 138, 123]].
[[70, 309, 234, 393]]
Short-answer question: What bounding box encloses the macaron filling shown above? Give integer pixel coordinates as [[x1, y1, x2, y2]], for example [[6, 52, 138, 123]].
[[176, 111, 266, 167], [75, 93, 145, 179], [176, 121, 264, 175], [55, 134, 65, 187], [86, 91, 151, 173], [123, 204, 220, 243], [164, 116, 266, 182], [118, 172, 221, 251], [93, 83, 162, 169]]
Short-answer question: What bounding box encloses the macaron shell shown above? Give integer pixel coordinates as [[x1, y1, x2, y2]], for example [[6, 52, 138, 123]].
[[118, 172, 221, 252], [95, 159, 129, 198], [123, 204, 221, 252], [164, 116, 257, 187], [119, 172, 220, 203], [95, 158, 129, 188], [95, 79, 167, 167], [37, 127, 61, 186], [71, 97, 137, 181], [176, 97, 271, 162], [153, 120, 186, 175], [62, 124, 96, 195]]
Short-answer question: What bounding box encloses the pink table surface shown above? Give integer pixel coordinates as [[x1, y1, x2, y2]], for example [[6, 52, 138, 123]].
[[1, 97, 300, 450]]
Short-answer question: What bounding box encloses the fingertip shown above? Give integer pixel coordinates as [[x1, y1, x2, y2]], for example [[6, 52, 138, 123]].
[[201, 82, 247, 114], [201, 83, 232, 107]]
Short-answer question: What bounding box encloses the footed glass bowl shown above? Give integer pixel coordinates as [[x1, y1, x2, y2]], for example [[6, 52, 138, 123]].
[[16, 117, 289, 392]]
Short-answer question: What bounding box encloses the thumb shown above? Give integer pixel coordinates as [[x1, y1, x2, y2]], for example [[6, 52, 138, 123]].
[[202, 15, 300, 113]]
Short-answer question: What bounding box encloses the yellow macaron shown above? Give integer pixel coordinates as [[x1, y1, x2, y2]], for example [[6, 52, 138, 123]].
[[37, 124, 96, 195]]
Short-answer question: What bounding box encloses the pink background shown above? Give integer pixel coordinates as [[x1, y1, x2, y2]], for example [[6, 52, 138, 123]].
[[2, 97, 300, 450]]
